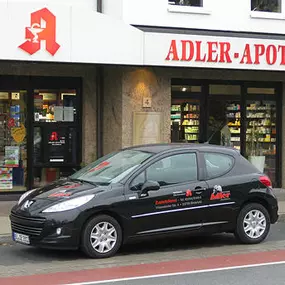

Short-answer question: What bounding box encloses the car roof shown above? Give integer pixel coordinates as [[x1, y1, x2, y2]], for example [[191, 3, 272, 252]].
[[122, 143, 240, 156]]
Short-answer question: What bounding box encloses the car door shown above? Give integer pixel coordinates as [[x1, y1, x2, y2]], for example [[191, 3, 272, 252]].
[[202, 151, 238, 227], [123, 151, 209, 237]]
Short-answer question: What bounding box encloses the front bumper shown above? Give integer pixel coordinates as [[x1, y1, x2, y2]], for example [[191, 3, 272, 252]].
[[10, 210, 82, 250]]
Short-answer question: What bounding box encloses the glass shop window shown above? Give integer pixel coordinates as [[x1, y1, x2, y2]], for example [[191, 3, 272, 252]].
[[34, 89, 77, 123]]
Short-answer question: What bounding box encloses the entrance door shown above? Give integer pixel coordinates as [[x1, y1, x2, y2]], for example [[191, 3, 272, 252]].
[[207, 84, 242, 150], [32, 87, 81, 188], [171, 84, 205, 143]]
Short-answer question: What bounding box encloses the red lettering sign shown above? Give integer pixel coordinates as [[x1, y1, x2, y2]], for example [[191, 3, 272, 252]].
[[165, 39, 285, 67], [19, 8, 60, 56], [210, 192, 231, 201]]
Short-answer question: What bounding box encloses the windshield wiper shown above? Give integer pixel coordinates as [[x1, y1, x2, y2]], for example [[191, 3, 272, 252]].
[[68, 177, 98, 186]]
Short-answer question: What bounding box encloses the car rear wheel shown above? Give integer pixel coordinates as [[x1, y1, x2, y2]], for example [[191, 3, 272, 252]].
[[81, 215, 122, 258], [234, 203, 270, 244]]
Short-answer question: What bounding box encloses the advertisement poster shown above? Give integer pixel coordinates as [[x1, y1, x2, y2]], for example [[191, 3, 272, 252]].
[[5, 146, 19, 167], [47, 129, 66, 163], [0, 168, 13, 189]]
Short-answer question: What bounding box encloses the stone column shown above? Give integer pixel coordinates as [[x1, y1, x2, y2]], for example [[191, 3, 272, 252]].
[[121, 67, 171, 148]]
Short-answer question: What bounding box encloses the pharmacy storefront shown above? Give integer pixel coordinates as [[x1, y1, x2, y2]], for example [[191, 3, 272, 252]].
[[1, 2, 285, 193], [0, 3, 143, 194]]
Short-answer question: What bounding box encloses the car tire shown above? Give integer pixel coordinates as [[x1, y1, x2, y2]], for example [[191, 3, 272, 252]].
[[234, 203, 270, 244], [81, 215, 122, 258]]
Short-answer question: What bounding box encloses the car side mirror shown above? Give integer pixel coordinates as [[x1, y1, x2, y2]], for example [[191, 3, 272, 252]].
[[140, 180, 160, 197]]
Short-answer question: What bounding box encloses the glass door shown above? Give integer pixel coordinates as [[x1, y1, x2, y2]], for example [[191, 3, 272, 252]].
[[171, 84, 203, 143], [207, 84, 241, 150], [245, 95, 277, 185]]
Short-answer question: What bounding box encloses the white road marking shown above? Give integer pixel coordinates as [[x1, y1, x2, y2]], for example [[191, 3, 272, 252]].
[[63, 260, 285, 285]]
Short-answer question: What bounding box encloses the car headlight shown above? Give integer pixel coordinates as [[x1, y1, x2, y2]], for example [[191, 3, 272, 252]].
[[42, 195, 95, 213], [18, 189, 37, 205]]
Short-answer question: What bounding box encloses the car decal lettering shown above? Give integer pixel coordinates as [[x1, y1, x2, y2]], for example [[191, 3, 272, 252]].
[[133, 201, 235, 218], [210, 185, 231, 201], [48, 189, 72, 198]]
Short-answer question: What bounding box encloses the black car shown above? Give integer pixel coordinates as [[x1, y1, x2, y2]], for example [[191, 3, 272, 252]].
[[10, 143, 278, 258]]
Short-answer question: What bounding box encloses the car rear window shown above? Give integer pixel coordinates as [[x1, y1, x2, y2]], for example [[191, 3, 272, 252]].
[[204, 152, 234, 179]]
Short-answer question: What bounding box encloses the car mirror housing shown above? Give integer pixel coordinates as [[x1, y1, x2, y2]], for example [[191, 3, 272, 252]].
[[141, 180, 160, 196]]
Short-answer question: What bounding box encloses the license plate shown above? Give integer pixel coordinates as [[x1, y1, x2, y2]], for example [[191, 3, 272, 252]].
[[12, 232, 30, 245]]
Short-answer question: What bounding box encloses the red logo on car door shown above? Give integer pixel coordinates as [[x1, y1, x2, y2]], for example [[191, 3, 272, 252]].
[[19, 8, 60, 56]]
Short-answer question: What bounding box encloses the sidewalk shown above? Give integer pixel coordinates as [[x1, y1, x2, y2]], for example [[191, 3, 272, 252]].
[[0, 190, 285, 237]]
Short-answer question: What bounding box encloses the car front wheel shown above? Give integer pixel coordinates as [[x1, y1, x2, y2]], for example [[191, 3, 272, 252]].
[[235, 203, 270, 244], [81, 215, 122, 258]]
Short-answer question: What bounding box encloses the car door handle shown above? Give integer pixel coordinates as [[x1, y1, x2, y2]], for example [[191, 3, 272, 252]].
[[194, 186, 207, 194]]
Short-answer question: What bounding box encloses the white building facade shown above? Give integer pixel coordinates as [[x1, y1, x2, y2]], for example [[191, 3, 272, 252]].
[[0, 0, 284, 195]]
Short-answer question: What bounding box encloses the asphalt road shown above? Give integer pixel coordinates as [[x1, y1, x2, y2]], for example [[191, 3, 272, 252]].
[[88, 263, 285, 285], [1, 221, 285, 281], [1, 221, 285, 266]]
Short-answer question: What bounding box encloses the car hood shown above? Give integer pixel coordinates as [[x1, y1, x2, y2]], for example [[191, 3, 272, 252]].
[[13, 178, 108, 215]]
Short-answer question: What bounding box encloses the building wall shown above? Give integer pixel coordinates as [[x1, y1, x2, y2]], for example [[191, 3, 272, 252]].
[[0, 61, 97, 165], [104, 0, 285, 35], [4, 0, 96, 9], [103, 67, 123, 155]]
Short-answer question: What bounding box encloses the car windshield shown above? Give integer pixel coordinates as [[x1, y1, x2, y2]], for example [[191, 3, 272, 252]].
[[70, 149, 153, 185]]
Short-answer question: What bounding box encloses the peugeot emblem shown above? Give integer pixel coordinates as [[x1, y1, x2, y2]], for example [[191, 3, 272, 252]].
[[23, 200, 34, 209]]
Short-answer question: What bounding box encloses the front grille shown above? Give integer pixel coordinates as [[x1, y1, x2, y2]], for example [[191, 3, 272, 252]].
[[10, 212, 46, 237]]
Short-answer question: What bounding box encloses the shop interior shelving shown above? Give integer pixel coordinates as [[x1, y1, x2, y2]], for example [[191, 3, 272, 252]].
[[171, 100, 200, 142], [226, 103, 241, 151]]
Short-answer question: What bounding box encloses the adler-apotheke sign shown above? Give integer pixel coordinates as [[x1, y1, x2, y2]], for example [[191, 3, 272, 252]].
[[144, 33, 285, 71]]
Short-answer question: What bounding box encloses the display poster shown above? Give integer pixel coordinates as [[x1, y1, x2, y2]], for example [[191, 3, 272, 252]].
[[10, 105, 21, 127], [54, 106, 64, 122], [11, 123, 26, 143], [63, 107, 74, 122], [133, 112, 161, 145], [5, 146, 19, 167], [47, 129, 66, 163], [0, 168, 13, 189]]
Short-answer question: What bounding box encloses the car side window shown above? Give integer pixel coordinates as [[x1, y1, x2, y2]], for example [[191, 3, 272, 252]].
[[130, 172, 146, 191], [204, 152, 234, 179], [145, 153, 197, 186]]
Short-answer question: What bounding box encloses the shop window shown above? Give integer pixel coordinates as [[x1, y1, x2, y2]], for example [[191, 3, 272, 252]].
[[204, 153, 234, 179], [34, 89, 77, 123], [146, 153, 198, 186], [251, 0, 281, 12], [168, 0, 203, 7], [0, 91, 27, 192]]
